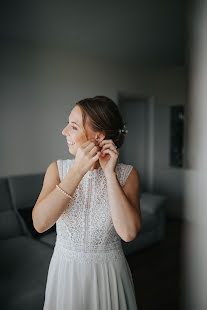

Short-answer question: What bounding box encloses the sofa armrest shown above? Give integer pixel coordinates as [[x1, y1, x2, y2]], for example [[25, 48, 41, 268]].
[[140, 192, 167, 215]]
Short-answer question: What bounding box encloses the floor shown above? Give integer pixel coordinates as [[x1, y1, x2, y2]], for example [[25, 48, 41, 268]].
[[126, 218, 184, 310]]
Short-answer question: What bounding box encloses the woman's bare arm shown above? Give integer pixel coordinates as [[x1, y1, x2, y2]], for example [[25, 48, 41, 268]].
[[32, 161, 84, 233]]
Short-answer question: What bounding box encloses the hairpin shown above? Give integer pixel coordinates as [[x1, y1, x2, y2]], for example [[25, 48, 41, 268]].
[[118, 123, 128, 134]]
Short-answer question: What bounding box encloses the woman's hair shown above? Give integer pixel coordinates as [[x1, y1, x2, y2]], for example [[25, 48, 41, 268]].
[[74, 96, 127, 149]]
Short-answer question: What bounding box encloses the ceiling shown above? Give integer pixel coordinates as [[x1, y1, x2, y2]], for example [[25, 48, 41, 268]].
[[1, 0, 186, 66]]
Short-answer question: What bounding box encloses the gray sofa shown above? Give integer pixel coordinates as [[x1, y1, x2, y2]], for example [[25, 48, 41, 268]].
[[0, 172, 167, 310]]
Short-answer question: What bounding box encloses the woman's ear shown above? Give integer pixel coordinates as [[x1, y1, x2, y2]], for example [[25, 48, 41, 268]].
[[99, 132, 106, 141], [96, 132, 105, 142]]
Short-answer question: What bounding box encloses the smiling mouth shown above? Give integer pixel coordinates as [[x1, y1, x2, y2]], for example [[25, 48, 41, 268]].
[[67, 141, 75, 145]]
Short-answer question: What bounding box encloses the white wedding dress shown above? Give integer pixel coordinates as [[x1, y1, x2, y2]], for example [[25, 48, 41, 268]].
[[43, 158, 138, 310]]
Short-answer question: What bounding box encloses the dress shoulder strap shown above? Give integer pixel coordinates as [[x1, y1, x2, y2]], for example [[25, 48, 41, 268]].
[[56, 159, 74, 182], [115, 163, 133, 187], [57, 159, 63, 182]]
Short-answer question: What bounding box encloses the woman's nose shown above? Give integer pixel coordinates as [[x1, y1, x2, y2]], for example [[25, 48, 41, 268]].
[[62, 124, 71, 136], [62, 127, 67, 136]]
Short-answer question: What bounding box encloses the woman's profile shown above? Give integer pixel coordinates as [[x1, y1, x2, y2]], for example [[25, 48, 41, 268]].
[[32, 95, 142, 309]]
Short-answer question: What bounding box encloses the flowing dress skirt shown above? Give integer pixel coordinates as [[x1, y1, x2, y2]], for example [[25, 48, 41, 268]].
[[43, 241, 138, 310]]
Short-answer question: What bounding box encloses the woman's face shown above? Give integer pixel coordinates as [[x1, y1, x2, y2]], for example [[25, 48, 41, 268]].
[[62, 105, 104, 155]]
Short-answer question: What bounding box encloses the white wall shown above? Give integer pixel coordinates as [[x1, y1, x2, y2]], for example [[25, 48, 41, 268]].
[[0, 41, 186, 220], [119, 99, 185, 219], [153, 103, 184, 219], [1, 42, 147, 176], [119, 99, 148, 192], [181, 0, 207, 308]]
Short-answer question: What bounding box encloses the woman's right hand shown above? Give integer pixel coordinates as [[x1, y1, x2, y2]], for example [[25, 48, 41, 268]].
[[72, 140, 101, 175]]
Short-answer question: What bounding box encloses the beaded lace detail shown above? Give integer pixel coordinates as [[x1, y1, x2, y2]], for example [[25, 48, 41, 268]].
[[55, 158, 133, 263]]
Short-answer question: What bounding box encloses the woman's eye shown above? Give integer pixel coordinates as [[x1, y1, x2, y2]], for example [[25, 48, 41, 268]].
[[67, 122, 77, 130]]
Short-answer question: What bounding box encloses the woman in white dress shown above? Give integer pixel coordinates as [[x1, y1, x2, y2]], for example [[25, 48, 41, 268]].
[[32, 96, 142, 310]]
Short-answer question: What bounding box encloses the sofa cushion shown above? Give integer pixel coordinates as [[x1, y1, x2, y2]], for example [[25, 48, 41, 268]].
[[140, 192, 167, 215], [121, 227, 160, 255], [0, 178, 13, 212], [140, 210, 160, 233], [18, 208, 56, 238], [38, 231, 57, 247], [0, 210, 24, 239], [8, 173, 44, 210], [0, 236, 54, 310], [0, 178, 24, 239]]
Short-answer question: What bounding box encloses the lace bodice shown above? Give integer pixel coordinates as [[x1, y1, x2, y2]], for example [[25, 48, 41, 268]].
[[55, 159, 133, 262]]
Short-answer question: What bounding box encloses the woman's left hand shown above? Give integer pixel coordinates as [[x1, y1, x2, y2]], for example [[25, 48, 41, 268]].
[[98, 139, 119, 176]]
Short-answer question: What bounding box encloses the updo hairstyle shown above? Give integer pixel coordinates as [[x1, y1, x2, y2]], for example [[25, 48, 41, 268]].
[[74, 96, 128, 149]]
